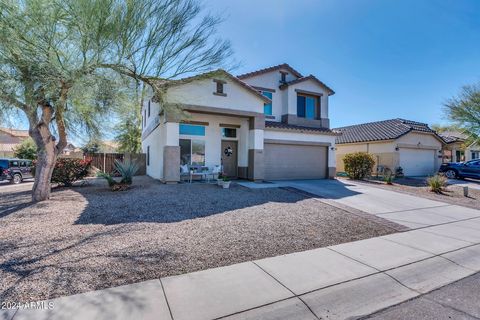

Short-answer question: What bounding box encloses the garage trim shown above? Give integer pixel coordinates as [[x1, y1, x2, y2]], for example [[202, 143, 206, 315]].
[[396, 143, 439, 150], [264, 139, 331, 147]]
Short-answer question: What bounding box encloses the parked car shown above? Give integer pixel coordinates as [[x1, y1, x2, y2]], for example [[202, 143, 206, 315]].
[[0, 158, 34, 184], [439, 160, 480, 179]]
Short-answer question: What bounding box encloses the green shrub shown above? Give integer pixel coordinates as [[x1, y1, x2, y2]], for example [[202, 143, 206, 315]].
[[97, 160, 139, 191], [384, 173, 393, 185], [427, 174, 448, 193], [50, 158, 92, 186], [13, 138, 37, 160], [343, 152, 375, 180], [97, 172, 117, 187], [114, 159, 139, 185]]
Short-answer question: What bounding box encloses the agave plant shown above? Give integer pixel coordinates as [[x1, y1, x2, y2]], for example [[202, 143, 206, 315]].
[[97, 172, 117, 187], [114, 159, 139, 185]]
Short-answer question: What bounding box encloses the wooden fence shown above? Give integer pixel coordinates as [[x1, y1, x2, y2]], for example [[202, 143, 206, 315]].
[[84, 153, 146, 175]]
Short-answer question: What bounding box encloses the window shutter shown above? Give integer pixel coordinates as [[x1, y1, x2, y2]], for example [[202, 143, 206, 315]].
[[297, 96, 306, 117]]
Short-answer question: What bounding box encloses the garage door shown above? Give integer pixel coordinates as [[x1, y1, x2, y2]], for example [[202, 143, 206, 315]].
[[399, 148, 435, 176], [264, 143, 328, 180]]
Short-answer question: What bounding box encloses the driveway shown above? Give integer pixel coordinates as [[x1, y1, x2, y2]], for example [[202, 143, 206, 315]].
[[447, 178, 480, 190], [241, 179, 480, 229]]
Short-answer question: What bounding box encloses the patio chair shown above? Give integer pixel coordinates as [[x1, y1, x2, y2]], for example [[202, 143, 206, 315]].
[[180, 164, 190, 182]]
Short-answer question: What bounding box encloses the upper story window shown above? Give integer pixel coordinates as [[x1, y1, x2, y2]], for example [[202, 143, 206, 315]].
[[280, 71, 287, 83], [143, 109, 146, 127], [213, 79, 227, 96], [148, 100, 151, 117], [261, 91, 273, 115], [297, 94, 321, 120], [179, 124, 206, 136]]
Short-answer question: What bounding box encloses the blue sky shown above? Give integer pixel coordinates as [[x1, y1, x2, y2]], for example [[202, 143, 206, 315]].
[[205, 0, 480, 128]]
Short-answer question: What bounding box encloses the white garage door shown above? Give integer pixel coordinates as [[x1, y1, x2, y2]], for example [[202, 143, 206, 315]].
[[399, 148, 435, 176], [264, 143, 328, 180]]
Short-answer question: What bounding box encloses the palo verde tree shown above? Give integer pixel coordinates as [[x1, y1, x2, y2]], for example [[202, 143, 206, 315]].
[[444, 83, 480, 142], [0, 0, 232, 201]]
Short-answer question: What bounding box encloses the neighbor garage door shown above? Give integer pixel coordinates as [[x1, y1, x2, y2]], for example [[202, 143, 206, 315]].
[[264, 142, 328, 180], [399, 148, 435, 176]]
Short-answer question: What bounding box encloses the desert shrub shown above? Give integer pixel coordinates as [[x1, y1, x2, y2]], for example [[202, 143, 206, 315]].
[[13, 138, 37, 160], [384, 173, 393, 185], [97, 172, 117, 187], [395, 166, 404, 178], [97, 160, 139, 191], [343, 152, 375, 180], [50, 158, 92, 186], [114, 159, 139, 185], [427, 174, 448, 193]]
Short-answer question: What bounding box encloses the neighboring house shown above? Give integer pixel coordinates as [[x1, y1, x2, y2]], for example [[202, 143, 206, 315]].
[[466, 141, 480, 160], [59, 143, 84, 159], [0, 127, 29, 158], [438, 131, 467, 163], [335, 119, 444, 177], [141, 63, 339, 182]]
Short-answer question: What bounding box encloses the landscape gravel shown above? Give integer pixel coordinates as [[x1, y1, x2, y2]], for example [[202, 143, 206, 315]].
[[0, 176, 396, 303]]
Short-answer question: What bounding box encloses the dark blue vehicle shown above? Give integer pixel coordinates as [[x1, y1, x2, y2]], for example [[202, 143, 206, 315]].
[[0, 158, 34, 184], [439, 160, 480, 179]]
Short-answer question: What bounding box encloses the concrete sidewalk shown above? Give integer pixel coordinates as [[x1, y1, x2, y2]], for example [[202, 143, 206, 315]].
[[365, 271, 480, 319], [5, 216, 480, 320]]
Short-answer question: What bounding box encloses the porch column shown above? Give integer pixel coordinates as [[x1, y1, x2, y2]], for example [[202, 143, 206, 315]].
[[328, 145, 336, 179], [163, 121, 180, 184], [248, 115, 265, 181]]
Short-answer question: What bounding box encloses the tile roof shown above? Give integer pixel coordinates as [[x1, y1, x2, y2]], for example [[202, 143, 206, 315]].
[[438, 131, 467, 144], [237, 63, 303, 79], [0, 127, 29, 137], [265, 121, 340, 135], [150, 69, 271, 104], [334, 118, 440, 144], [279, 75, 335, 95]]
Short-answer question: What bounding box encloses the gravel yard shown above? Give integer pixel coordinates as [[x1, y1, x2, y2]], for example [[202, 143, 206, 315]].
[[1, 176, 397, 303], [358, 177, 479, 209]]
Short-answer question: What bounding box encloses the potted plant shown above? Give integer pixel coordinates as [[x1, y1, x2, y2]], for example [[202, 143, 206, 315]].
[[217, 173, 224, 186], [395, 166, 404, 178], [222, 176, 231, 189]]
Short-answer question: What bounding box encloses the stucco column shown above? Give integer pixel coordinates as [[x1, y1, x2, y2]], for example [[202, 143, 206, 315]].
[[163, 121, 180, 184], [328, 145, 336, 179], [248, 115, 265, 181]]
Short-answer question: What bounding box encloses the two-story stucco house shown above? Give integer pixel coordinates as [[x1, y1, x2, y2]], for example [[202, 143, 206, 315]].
[[141, 63, 339, 183], [0, 127, 30, 157]]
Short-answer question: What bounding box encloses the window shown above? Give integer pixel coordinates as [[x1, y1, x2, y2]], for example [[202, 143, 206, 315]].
[[261, 91, 273, 115], [216, 82, 223, 93], [280, 72, 287, 83], [147, 146, 150, 166], [222, 128, 237, 138], [179, 124, 205, 136], [213, 79, 226, 96], [148, 100, 151, 117], [143, 109, 146, 127], [180, 139, 205, 165], [297, 94, 320, 120], [10, 161, 19, 167]]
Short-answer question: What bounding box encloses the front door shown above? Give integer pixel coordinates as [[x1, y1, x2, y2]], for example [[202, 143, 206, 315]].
[[221, 140, 238, 178]]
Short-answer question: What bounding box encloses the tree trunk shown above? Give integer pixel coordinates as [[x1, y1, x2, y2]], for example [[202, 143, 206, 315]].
[[31, 129, 57, 202]]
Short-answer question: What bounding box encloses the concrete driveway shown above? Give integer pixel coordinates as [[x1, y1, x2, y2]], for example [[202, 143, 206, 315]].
[[263, 179, 480, 229], [447, 178, 480, 190]]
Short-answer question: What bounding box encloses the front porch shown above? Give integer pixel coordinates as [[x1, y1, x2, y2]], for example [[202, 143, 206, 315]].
[[148, 106, 266, 183]]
